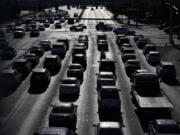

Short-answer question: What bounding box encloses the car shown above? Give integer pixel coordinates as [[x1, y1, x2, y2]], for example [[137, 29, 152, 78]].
[[131, 69, 149, 82], [97, 40, 108, 51], [146, 51, 161, 65], [113, 27, 129, 35], [44, 55, 62, 72], [30, 28, 40, 37], [143, 45, 156, 56], [98, 86, 121, 118], [78, 35, 89, 49], [24, 53, 39, 68], [121, 54, 136, 63], [33, 127, 76, 135], [55, 22, 62, 29], [49, 103, 77, 130], [72, 53, 87, 70], [78, 24, 87, 29], [13, 27, 25, 38], [68, 18, 74, 24], [0, 38, 9, 49], [61, 77, 80, 87], [30, 46, 44, 57], [121, 48, 135, 55], [38, 24, 45, 31], [156, 61, 176, 80], [44, 21, 50, 28], [116, 37, 129, 48], [30, 68, 51, 88], [56, 38, 69, 50], [12, 59, 32, 78], [59, 17, 65, 23], [31, 22, 37, 29], [1, 47, 17, 60], [24, 24, 32, 32], [67, 64, 84, 83], [72, 46, 86, 56], [97, 34, 107, 43], [51, 42, 66, 59], [120, 43, 132, 52], [148, 119, 180, 135], [6, 24, 15, 33], [74, 13, 78, 18], [99, 59, 116, 76], [0, 69, 22, 89], [94, 122, 124, 135], [136, 38, 148, 49], [125, 59, 141, 77], [48, 18, 54, 24], [70, 25, 83, 31], [96, 22, 112, 31], [96, 72, 116, 90], [39, 40, 51, 51], [134, 34, 144, 42]]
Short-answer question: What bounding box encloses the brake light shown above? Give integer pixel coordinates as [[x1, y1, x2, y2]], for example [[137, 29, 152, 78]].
[[49, 115, 54, 119], [69, 116, 74, 119]]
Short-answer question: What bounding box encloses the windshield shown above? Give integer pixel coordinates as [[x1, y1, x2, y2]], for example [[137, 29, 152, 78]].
[[99, 129, 121, 135], [52, 107, 73, 113]]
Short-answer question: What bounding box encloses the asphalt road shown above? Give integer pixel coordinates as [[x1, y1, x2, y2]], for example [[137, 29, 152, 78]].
[[0, 7, 180, 135]]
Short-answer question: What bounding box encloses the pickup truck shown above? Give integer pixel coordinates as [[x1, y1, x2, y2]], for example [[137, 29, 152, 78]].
[[131, 72, 173, 118]]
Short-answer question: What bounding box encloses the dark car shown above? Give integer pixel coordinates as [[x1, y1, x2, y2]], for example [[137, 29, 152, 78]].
[[44, 55, 62, 72], [121, 54, 136, 63], [24, 24, 32, 32], [33, 127, 76, 135], [146, 51, 161, 65], [72, 47, 86, 56], [30, 46, 44, 57], [136, 38, 148, 49], [124, 59, 141, 77], [1, 47, 17, 60], [56, 38, 70, 51], [99, 59, 116, 77], [12, 59, 32, 78], [13, 27, 25, 38], [97, 40, 108, 52], [121, 48, 135, 55], [68, 18, 74, 24], [72, 54, 87, 70], [67, 64, 84, 83], [116, 37, 129, 48], [156, 61, 176, 80], [97, 34, 107, 43], [51, 43, 66, 59], [39, 40, 51, 51], [143, 45, 156, 56], [0, 69, 22, 89], [78, 35, 89, 49], [24, 53, 39, 68], [98, 86, 121, 119], [49, 103, 77, 130], [30, 28, 40, 37], [44, 21, 50, 28], [134, 34, 144, 42], [120, 43, 132, 52], [55, 22, 62, 29], [0, 38, 9, 49], [70, 25, 83, 32], [148, 119, 180, 135], [38, 24, 45, 31], [94, 122, 124, 135], [30, 68, 51, 88]]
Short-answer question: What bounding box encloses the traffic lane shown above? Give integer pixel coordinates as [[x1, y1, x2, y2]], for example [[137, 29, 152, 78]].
[[97, 9, 146, 135], [0, 32, 76, 135], [132, 38, 180, 121]]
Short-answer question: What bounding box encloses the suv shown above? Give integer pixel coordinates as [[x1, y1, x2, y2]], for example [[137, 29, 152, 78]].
[[99, 59, 116, 77], [51, 43, 66, 59], [30, 68, 51, 88], [56, 38, 69, 51], [24, 53, 39, 68], [72, 54, 87, 70], [143, 45, 156, 56], [146, 51, 161, 65], [39, 40, 51, 51], [97, 34, 107, 43], [78, 35, 89, 49], [12, 59, 32, 78], [0, 38, 9, 49], [98, 86, 121, 119], [116, 37, 129, 48], [13, 27, 25, 38], [97, 40, 108, 51], [156, 61, 176, 80]]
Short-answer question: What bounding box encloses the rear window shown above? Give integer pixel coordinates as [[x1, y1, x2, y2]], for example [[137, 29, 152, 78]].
[[13, 62, 26, 67], [100, 74, 114, 78], [52, 45, 63, 49], [158, 125, 180, 133], [45, 58, 57, 63], [101, 94, 119, 99], [164, 65, 175, 70], [69, 65, 81, 69], [52, 107, 73, 113], [99, 128, 121, 135]]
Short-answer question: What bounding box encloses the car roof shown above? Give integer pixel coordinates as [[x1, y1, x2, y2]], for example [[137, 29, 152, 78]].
[[135, 72, 157, 77], [70, 63, 82, 66], [149, 51, 160, 54], [45, 55, 59, 59], [101, 85, 118, 89], [99, 59, 115, 63], [62, 77, 77, 81], [155, 119, 177, 126], [53, 42, 65, 46], [161, 61, 174, 66], [99, 122, 120, 129], [60, 84, 77, 87], [32, 68, 46, 73], [14, 58, 28, 63], [40, 127, 69, 135], [0, 69, 16, 74], [74, 54, 85, 57], [99, 72, 114, 75]]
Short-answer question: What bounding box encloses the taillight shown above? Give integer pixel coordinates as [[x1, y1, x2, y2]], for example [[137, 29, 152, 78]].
[[49, 115, 54, 119], [69, 116, 74, 119]]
